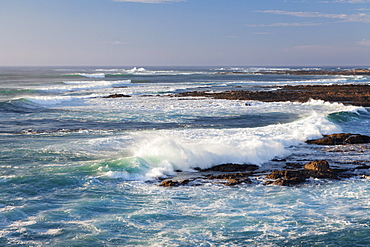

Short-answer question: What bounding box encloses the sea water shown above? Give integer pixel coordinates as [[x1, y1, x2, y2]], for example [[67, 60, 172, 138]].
[[0, 66, 369, 246]]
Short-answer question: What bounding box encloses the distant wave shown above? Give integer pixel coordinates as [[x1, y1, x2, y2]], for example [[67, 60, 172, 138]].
[[37, 80, 131, 92], [94, 67, 210, 76]]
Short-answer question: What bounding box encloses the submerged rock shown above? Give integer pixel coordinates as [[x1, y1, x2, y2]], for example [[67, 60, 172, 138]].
[[306, 133, 370, 145]]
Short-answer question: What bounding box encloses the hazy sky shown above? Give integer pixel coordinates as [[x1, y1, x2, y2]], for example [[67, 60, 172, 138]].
[[1, 0, 369, 66]]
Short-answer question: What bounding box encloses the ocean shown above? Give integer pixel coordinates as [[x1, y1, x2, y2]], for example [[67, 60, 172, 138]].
[[0, 66, 369, 246]]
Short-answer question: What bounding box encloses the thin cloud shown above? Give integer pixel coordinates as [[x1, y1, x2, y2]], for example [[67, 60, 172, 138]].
[[258, 10, 370, 23], [283, 44, 334, 52], [246, 22, 322, 27], [113, 0, 185, 3], [357, 39, 370, 46]]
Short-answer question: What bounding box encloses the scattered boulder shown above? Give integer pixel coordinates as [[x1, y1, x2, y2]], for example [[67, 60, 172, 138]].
[[304, 160, 329, 171], [265, 160, 344, 186], [159, 179, 191, 187], [266, 170, 304, 180], [306, 133, 370, 145], [102, 94, 131, 98], [265, 170, 307, 186]]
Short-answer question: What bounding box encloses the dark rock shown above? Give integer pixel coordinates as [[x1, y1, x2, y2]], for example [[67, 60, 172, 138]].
[[306, 133, 370, 145], [273, 177, 306, 186], [272, 158, 287, 162], [159, 180, 180, 187], [158, 179, 193, 187], [345, 134, 370, 144], [304, 160, 330, 171], [102, 94, 131, 98], [354, 164, 370, 170], [176, 84, 370, 107], [225, 178, 251, 186], [202, 163, 259, 172], [207, 172, 254, 180], [284, 162, 303, 169], [266, 170, 305, 180], [265, 160, 345, 186]]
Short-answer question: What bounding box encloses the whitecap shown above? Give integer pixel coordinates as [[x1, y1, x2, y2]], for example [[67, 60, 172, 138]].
[[77, 73, 106, 78]]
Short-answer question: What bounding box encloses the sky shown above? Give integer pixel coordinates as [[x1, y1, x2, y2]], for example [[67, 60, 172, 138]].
[[0, 0, 369, 66]]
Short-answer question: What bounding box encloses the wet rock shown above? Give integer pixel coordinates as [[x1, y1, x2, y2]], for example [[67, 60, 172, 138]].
[[272, 177, 306, 186], [265, 160, 344, 186], [207, 172, 254, 180], [159, 179, 192, 187], [225, 178, 251, 186], [265, 170, 308, 186], [345, 134, 370, 144], [102, 94, 131, 98], [304, 160, 330, 171], [202, 163, 259, 172], [159, 180, 180, 187], [306, 133, 370, 145], [176, 85, 370, 107], [265, 170, 304, 180]]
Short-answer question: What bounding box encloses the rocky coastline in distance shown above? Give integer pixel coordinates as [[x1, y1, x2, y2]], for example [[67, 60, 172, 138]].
[[176, 84, 370, 107], [216, 68, 370, 76]]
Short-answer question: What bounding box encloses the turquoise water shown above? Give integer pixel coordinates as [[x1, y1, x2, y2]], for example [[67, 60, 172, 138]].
[[0, 66, 370, 246]]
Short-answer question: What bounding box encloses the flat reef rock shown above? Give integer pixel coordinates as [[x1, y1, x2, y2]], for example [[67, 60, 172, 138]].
[[176, 84, 370, 107], [217, 69, 370, 76], [306, 133, 370, 145]]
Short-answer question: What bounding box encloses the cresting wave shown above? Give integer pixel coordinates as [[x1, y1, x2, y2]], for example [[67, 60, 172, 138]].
[[96, 104, 364, 181]]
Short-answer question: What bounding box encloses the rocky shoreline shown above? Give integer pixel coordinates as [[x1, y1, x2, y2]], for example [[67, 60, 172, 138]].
[[217, 68, 370, 76], [158, 133, 370, 187], [159, 84, 370, 187], [176, 84, 370, 107]]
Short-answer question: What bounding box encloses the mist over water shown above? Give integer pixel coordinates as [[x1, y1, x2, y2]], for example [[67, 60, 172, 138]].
[[1, 66, 370, 246]]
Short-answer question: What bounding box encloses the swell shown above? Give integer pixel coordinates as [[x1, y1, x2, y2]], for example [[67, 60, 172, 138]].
[[0, 99, 47, 113]]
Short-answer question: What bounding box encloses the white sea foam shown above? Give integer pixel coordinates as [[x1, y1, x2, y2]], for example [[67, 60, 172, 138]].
[[127, 110, 341, 180], [37, 80, 131, 92], [26, 96, 75, 105], [77, 73, 105, 78], [25, 94, 102, 106]]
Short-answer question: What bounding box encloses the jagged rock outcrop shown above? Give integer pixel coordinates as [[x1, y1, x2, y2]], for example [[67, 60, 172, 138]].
[[306, 133, 370, 145], [265, 160, 344, 186]]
